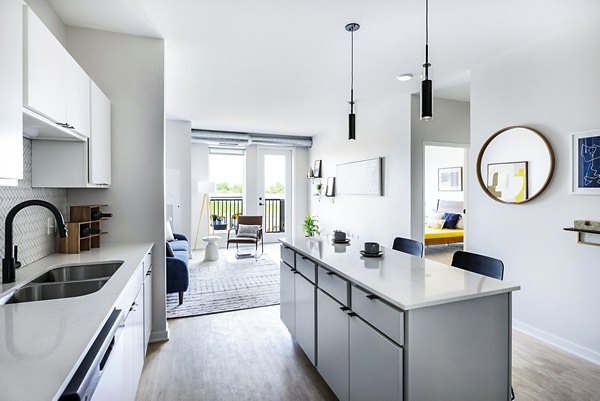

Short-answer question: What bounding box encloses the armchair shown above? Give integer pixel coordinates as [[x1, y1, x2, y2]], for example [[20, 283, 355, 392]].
[[226, 215, 264, 256]]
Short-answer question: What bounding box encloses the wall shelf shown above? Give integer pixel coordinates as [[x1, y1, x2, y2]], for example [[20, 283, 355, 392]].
[[563, 227, 600, 247]]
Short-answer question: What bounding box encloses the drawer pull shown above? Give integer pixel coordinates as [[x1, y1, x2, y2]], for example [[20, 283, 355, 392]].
[[347, 311, 358, 317], [366, 294, 379, 300], [326, 271, 336, 276], [340, 306, 350, 311], [301, 256, 309, 260]]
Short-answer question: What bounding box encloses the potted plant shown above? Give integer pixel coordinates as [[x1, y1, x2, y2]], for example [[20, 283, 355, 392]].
[[231, 213, 239, 229], [211, 213, 219, 225], [302, 214, 320, 237], [315, 183, 323, 195]]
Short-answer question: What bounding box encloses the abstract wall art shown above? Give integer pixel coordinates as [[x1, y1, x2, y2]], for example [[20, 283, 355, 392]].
[[572, 130, 600, 195], [487, 161, 528, 203], [438, 167, 463, 191]]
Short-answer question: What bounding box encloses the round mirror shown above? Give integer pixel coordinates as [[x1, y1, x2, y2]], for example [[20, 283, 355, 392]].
[[477, 126, 555, 204]]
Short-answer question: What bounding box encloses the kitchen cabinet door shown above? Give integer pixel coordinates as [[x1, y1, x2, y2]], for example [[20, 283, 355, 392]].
[[65, 56, 91, 137], [317, 290, 349, 401], [25, 8, 68, 124], [131, 289, 145, 393], [143, 268, 153, 352], [349, 316, 403, 401], [280, 262, 295, 336], [294, 274, 316, 365], [0, 0, 23, 181], [89, 81, 111, 185]]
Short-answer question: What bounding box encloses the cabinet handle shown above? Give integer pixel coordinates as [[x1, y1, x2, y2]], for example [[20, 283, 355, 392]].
[[366, 294, 379, 301], [340, 306, 350, 311], [301, 256, 309, 260], [326, 271, 336, 276], [347, 312, 358, 317]]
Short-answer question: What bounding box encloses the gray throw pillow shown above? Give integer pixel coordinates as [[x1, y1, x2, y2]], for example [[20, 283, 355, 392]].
[[238, 224, 260, 238]]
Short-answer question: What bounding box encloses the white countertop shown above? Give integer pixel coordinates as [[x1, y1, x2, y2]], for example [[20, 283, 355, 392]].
[[0, 242, 153, 401], [280, 236, 519, 310]]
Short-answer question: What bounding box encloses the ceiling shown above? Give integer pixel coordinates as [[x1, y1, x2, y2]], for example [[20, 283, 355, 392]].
[[49, 0, 600, 136]]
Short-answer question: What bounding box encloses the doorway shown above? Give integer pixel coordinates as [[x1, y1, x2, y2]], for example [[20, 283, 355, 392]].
[[257, 148, 292, 243], [423, 143, 468, 264]]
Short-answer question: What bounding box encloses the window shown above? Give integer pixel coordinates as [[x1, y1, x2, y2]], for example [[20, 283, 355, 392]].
[[208, 149, 245, 195]]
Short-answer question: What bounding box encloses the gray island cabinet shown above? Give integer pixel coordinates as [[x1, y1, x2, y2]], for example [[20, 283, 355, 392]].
[[279, 237, 520, 401]]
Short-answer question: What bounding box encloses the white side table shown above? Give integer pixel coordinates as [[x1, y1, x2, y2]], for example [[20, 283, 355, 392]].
[[202, 236, 221, 261]]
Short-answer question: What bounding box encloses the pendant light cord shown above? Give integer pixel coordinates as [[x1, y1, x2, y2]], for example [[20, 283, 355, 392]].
[[424, 0, 430, 79], [350, 29, 355, 113]]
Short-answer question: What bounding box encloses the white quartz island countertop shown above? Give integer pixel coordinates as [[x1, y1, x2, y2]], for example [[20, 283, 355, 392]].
[[0, 243, 153, 401], [280, 236, 520, 310]]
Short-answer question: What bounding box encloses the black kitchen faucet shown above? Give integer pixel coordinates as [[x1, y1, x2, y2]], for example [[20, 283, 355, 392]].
[[2, 200, 67, 284]]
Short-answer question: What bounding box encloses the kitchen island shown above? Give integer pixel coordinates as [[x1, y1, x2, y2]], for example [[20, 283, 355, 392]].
[[279, 236, 519, 401], [0, 243, 153, 401]]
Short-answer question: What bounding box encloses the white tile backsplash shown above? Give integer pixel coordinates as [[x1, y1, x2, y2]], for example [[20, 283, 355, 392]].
[[0, 139, 67, 268]]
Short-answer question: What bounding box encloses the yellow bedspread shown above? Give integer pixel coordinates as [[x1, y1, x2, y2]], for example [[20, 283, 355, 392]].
[[424, 227, 464, 239]]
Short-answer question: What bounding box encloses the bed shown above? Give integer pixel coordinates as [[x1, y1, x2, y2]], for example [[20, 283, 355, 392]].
[[424, 200, 464, 246]]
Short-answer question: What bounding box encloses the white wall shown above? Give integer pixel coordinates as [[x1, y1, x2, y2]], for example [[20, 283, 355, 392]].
[[309, 93, 412, 245], [292, 147, 309, 238], [166, 120, 192, 240], [64, 28, 168, 341], [411, 96, 470, 241], [469, 15, 600, 364], [190, 143, 209, 249], [424, 146, 465, 219]]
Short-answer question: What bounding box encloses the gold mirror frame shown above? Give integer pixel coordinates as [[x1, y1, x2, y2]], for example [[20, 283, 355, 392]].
[[476, 126, 555, 204]]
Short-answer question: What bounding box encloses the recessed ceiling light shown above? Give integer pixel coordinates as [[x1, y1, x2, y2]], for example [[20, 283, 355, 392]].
[[396, 73, 413, 81]]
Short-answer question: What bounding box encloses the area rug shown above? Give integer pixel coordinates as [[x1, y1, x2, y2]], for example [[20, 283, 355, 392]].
[[166, 250, 280, 319]]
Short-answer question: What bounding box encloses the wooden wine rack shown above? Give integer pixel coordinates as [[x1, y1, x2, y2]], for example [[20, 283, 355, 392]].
[[58, 205, 110, 254]]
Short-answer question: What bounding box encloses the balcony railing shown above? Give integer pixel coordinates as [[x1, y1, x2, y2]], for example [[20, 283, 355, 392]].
[[264, 198, 285, 233], [209, 196, 285, 233], [210, 197, 244, 230]]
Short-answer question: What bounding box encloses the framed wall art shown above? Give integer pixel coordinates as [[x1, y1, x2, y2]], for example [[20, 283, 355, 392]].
[[571, 130, 600, 195], [438, 167, 463, 191]]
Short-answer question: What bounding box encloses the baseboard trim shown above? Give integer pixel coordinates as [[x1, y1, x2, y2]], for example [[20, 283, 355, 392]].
[[149, 328, 170, 343], [513, 319, 600, 366]]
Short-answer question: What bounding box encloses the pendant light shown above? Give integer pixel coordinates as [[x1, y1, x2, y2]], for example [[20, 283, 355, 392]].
[[345, 22, 360, 140], [421, 0, 433, 120]]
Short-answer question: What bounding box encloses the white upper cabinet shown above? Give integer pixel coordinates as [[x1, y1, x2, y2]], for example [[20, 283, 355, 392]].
[[0, 1, 23, 181], [90, 82, 111, 185], [66, 57, 91, 137], [24, 8, 90, 138], [24, 8, 68, 125]]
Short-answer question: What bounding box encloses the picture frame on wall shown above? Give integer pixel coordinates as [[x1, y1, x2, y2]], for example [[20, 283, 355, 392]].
[[325, 177, 335, 197], [313, 160, 322, 178], [571, 129, 600, 195], [438, 167, 463, 191]]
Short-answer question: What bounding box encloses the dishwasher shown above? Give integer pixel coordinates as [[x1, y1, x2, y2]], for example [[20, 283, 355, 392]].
[[59, 308, 123, 401]]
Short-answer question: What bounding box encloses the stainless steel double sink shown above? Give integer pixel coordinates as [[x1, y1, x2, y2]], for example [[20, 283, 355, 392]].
[[1, 261, 123, 304]]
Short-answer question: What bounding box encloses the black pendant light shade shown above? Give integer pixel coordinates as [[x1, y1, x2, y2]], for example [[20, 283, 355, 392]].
[[420, 0, 433, 120], [421, 74, 433, 120], [346, 22, 360, 140], [348, 113, 356, 140]]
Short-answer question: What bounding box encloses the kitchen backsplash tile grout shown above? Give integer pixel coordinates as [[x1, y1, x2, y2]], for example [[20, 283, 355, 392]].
[[0, 138, 67, 268]]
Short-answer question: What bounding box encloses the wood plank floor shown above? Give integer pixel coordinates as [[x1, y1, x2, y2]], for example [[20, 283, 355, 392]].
[[137, 305, 600, 401], [136, 306, 336, 401]]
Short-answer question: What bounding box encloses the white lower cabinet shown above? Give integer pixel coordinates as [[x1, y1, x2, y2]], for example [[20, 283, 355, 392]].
[[90, 253, 152, 401], [317, 290, 349, 401], [349, 316, 403, 401], [294, 274, 316, 365], [144, 266, 153, 352], [280, 261, 296, 336]]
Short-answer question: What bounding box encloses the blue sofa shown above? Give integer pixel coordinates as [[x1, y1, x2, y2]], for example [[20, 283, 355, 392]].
[[167, 233, 190, 304]]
